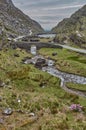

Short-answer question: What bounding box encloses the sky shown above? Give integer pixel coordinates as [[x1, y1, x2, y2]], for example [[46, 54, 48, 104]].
[[12, 0, 86, 30]]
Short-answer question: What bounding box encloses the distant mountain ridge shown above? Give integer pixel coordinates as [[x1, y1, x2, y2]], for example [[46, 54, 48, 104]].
[[52, 5, 86, 48], [0, 0, 44, 39]]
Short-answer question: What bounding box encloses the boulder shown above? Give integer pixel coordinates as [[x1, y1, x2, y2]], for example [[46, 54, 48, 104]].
[[35, 58, 47, 68]]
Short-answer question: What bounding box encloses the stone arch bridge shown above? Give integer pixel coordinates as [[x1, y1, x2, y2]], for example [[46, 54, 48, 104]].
[[10, 42, 63, 50]]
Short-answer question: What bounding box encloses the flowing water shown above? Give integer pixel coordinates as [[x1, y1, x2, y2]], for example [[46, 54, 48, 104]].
[[42, 67, 86, 97], [42, 67, 86, 87], [38, 34, 56, 38]]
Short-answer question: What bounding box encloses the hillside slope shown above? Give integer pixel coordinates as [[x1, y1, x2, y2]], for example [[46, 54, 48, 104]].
[[52, 5, 86, 48], [0, 0, 44, 39]]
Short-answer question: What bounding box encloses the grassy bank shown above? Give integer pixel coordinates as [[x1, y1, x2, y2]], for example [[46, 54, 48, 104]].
[[66, 82, 86, 92]]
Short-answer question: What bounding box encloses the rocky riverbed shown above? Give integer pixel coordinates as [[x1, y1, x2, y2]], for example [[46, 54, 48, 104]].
[[42, 67, 86, 86], [42, 67, 86, 97]]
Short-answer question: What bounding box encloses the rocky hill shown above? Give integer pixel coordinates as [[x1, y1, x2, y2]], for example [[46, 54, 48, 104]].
[[0, 0, 44, 40], [52, 5, 86, 48]]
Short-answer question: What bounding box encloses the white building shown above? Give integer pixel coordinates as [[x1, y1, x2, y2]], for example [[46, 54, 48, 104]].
[[30, 45, 37, 55]]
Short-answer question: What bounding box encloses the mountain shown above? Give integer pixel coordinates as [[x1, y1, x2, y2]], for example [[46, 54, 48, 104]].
[[52, 5, 86, 48], [0, 0, 44, 39]]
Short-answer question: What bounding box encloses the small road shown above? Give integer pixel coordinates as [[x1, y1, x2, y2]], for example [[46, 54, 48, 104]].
[[52, 43, 86, 54], [13, 30, 32, 42], [13, 35, 25, 42]]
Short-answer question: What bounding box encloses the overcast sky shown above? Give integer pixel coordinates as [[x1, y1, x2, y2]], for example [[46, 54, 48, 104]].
[[12, 0, 86, 30]]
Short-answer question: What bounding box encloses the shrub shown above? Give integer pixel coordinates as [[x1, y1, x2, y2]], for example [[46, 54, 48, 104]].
[[69, 104, 83, 112]]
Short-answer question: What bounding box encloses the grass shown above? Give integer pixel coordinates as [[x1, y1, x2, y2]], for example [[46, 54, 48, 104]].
[[0, 48, 86, 130], [66, 82, 86, 92], [68, 56, 86, 64], [39, 48, 86, 77]]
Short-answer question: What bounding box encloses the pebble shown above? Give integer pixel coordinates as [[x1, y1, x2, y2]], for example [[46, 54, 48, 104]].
[[28, 113, 35, 117], [17, 99, 21, 103]]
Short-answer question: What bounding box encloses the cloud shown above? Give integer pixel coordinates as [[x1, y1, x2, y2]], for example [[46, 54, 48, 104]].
[[12, 0, 86, 30], [42, 4, 84, 11]]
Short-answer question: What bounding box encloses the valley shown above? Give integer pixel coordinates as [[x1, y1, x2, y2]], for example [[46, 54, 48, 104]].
[[0, 0, 86, 130]]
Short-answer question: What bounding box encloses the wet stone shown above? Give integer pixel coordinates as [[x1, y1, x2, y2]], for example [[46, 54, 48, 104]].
[[47, 60, 54, 67], [2, 108, 13, 115]]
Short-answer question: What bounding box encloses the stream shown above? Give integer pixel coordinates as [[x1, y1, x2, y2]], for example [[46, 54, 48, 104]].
[[42, 67, 86, 86], [25, 55, 86, 97], [42, 67, 86, 97]]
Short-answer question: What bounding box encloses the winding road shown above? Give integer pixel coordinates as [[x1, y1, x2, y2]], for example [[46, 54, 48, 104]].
[[50, 43, 86, 54]]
